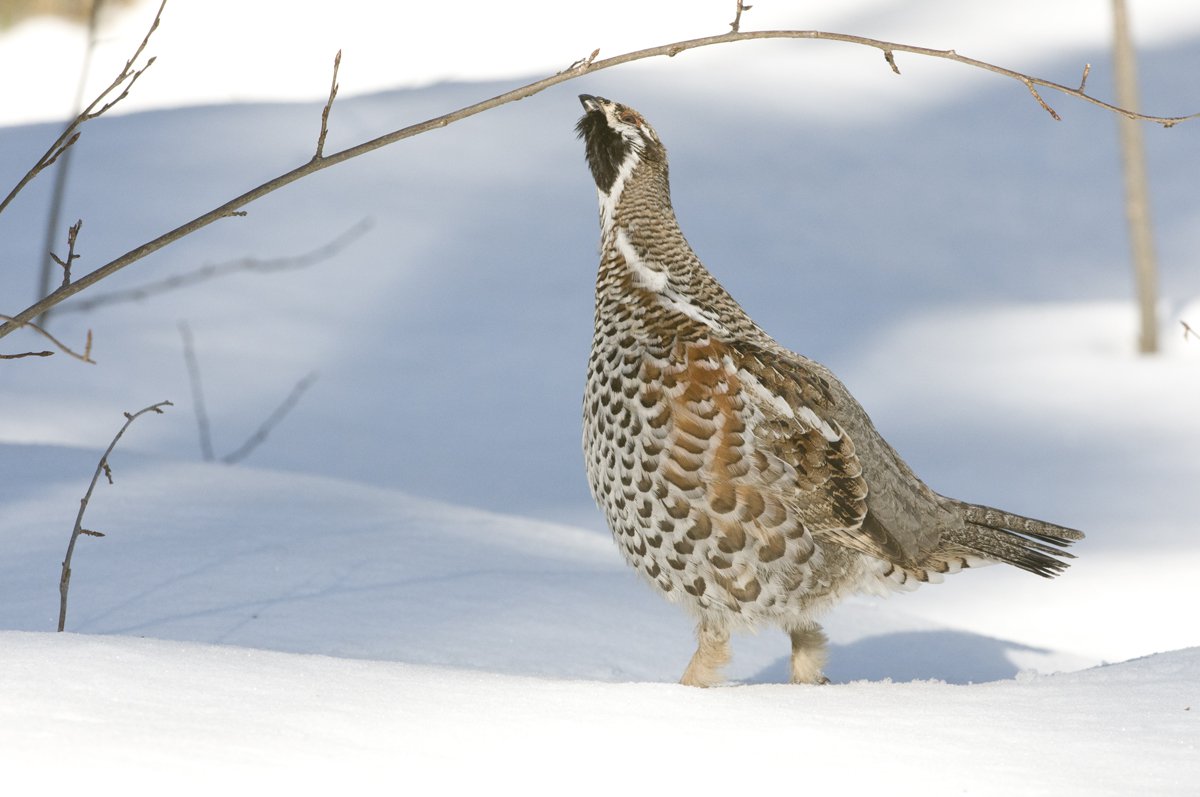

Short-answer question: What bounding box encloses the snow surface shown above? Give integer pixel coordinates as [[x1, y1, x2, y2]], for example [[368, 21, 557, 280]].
[[2, 632, 1197, 793], [2, 0, 1199, 789], [0, 450, 1195, 792]]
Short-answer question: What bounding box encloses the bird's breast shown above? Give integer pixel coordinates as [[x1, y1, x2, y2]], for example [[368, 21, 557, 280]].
[[583, 331, 863, 624]]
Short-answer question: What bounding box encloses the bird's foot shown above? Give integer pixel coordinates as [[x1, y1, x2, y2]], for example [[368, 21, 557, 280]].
[[679, 622, 731, 688]]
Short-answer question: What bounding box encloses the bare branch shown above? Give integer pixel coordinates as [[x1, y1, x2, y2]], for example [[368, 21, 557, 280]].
[[1183, 321, 1197, 342], [1078, 63, 1092, 93], [730, 1, 753, 34], [3, 26, 1198, 340], [0, 314, 95, 363], [50, 219, 84, 289], [55, 218, 372, 314], [35, 0, 102, 327], [1023, 78, 1062, 121], [0, 350, 53, 360], [87, 55, 157, 120], [223, 372, 319, 465], [58, 400, 172, 632], [0, 0, 166, 218], [314, 50, 342, 160], [178, 321, 214, 461], [560, 48, 601, 74], [42, 133, 81, 171]]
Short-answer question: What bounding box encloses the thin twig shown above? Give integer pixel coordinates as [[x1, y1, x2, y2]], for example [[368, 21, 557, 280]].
[[884, 49, 901, 75], [3, 26, 1198, 340], [58, 400, 172, 632], [0, 350, 53, 360], [1078, 63, 1092, 93], [1183, 321, 1197, 342], [730, 0, 753, 33], [178, 321, 214, 461], [54, 218, 372, 314], [50, 219, 84, 289], [560, 48, 601, 74], [0, 0, 165, 219], [314, 50, 342, 161], [0, 314, 94, 363], [222, 372, 319, 464], [1023, 79, 1061, 121], [37, 1, 104, 326]]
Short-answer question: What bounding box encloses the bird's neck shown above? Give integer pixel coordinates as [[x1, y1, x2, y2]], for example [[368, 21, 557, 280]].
[[595, 185, 750, 341]]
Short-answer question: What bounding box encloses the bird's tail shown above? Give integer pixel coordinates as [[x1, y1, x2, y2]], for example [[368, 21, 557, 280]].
[[944, 500, 1084, 578]]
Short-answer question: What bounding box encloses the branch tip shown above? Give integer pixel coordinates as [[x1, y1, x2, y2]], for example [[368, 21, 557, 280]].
[[561, 48, 602, 74], [0, 314, 96, 363], [1, 0, 165, 217], [315, 49, 343, 160], [730, 0, 753, 33], [1023, 79, 1061, 121], [884, 49, 901, 75], [0, 350, 53, 359]]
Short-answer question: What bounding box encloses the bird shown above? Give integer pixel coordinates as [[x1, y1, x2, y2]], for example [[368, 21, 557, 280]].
[[575, 94, 1083, 687]]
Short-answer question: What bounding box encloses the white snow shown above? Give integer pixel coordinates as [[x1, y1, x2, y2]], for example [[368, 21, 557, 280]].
[[0, 450, 1194, 792], [3, 631, 1197, 792], [2, 0, 1199, 790]]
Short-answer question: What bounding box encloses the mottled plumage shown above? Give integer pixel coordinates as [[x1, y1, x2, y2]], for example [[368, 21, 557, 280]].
[[576, 95, 1083, 686]]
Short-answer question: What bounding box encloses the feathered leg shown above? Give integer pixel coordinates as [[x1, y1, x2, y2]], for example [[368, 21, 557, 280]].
[[789, 624, 831, 685], [680, 621, 730, 687]]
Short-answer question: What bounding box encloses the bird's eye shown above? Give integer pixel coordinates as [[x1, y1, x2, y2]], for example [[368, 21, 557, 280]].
[[618, 109, 640, 126]]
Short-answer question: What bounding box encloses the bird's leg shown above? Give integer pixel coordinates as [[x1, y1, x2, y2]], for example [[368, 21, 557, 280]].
[[679, 621, 731, 687], [788, 624, 831, 685]]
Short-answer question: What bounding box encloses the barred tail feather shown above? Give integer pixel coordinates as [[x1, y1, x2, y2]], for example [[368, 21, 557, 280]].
[[948, 500, 1084, 578]]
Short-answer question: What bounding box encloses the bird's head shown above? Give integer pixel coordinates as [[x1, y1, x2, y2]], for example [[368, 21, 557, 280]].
[[575, 94, 666, 201]]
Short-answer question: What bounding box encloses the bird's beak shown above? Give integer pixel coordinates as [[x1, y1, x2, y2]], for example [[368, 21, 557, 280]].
[[579, 94, 602, 112]]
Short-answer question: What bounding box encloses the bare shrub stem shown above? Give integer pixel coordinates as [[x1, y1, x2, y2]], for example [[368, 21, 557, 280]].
[[58, 400, 173, 632], [0, 0, 165, 219], [0, 314, 94, 362]]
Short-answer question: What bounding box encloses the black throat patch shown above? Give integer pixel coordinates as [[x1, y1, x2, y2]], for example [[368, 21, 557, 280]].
[[576, 110, 631, 194]]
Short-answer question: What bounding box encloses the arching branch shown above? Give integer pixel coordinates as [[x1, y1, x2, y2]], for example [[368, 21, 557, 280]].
[[0, 0, 165, 218], [0, 314, 95, 363], [58, 400, 172, 632], [3, 24, 1196, 342]]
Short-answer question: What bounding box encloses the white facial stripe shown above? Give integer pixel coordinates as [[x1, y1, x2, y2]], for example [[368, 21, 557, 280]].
[[662, 294, 730, 336], [613, 228, 728, 336], [615, 228, 667, 291], [598, 148, 641, 233]]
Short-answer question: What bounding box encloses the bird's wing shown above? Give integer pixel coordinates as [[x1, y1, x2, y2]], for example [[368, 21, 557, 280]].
[[637, 332, 920, 572], [734, 344, 924, 566]]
